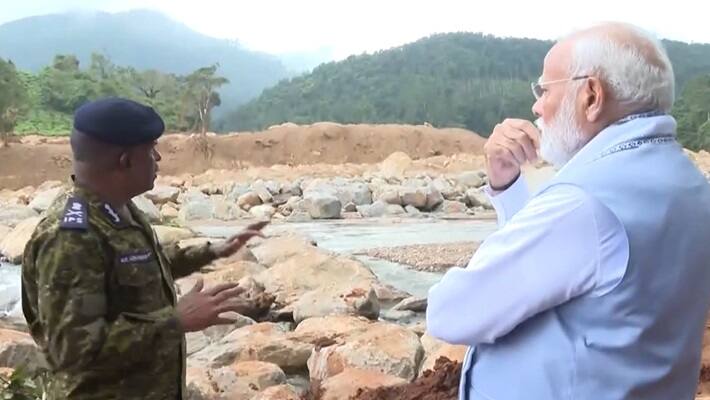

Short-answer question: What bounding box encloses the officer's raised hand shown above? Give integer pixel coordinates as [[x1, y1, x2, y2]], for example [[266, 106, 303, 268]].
[[176, 278, 252, 332], [210, 220, 269, 258]]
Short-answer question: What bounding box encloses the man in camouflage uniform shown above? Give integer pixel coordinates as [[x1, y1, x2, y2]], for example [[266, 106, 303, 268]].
[[22, 98, 267, 399]]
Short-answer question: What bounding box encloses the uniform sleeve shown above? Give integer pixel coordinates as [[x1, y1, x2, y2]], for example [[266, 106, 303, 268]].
[[162, 241, 217, 279], [33, 230, 183, 371]]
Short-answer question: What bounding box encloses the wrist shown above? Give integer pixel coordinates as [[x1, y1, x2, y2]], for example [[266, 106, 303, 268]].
[[489, 173, 520, 191]]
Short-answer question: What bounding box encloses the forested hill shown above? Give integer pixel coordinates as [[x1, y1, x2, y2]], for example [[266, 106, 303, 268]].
[[0, 10, 291, 112], [221, 33, 710, 150]]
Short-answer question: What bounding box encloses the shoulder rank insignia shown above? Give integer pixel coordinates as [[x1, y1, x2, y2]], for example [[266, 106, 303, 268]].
[[59, 197, 88, 230]]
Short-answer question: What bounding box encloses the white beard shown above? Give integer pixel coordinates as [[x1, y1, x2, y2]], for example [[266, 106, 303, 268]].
[[535, 93, 586, 169]]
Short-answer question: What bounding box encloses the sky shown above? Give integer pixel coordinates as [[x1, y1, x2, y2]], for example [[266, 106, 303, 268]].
[[1, 0, 708, 59]]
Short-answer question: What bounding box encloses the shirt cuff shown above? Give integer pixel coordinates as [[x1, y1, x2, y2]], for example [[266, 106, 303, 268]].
[[485, 175, 530, 226]]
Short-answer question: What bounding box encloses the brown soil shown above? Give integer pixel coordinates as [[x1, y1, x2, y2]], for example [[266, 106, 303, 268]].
[[0, 123, 486, 190], [349, 357, 461, 400]]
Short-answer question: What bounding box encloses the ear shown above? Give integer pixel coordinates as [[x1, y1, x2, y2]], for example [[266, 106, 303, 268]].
[[582, 77, 605, 122], [118, 152, 131, 169]]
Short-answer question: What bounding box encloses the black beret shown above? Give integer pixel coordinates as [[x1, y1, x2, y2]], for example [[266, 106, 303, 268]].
[[73, 97, 165, 146]]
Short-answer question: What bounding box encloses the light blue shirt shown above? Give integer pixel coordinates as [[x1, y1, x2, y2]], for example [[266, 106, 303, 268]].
[[426, 175, 629, 345], [426, 113, 710, 399]]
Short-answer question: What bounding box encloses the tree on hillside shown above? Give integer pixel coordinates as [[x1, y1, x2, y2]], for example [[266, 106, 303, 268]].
[[183, 64, 229, 135], [0, 58, 28, 146], [38, 55, 99, 113]]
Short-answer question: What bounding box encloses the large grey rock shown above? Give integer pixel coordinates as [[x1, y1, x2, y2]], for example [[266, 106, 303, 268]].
[[178, 189, 209, 205], [153, 225, 195, 245], [212, 199, 245, 221], [225, 183, 251, 202], [440, 200, 468, 214], [28, 187, 63, 212], [304, 194, 341, 219], [356, 201, 388, 218], [178, 199, 214, 222], [338, 182, 372, 206], [251, 182, 274, 203], [386, 204, 407, 215], [424, 186, 445, 211], [0, 217, 41, 263], [292, 287, 380, 324], [431, 178, 457, 199], [281, 182, 303, 197], [145, 185, 180, 205], [399, 187, 427, 209], [465, 188, 493, 210], [160, 203, 179, 220], [237, 192, 262, 211], [250, 204, 276, 219], [377, 189, 402, 205], [455, 171, 486, 188], [0, 206, 38, 228], [132, 195, 161, 222], [304, 179, 372, 206]]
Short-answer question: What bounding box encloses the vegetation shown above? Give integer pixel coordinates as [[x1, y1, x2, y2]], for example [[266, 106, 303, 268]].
[[1, 32, 708, 150], [220, 33, 710, 150], [2, 53, 227, 137]]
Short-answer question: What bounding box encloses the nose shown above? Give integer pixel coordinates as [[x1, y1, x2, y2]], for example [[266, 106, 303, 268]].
[[153, 148, 162, 162], [531, 97, 543, 119]]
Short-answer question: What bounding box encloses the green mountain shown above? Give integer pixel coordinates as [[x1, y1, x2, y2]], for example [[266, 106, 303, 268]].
[[221, 33, 710, 148], [0, 9, 292, 115]]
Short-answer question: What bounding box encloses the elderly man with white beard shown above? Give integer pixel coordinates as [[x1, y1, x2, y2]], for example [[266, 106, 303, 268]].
[[426, 22, 710, 400]]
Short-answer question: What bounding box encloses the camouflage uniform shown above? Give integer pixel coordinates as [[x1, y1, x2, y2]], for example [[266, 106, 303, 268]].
[[22, 185, 216, 399]]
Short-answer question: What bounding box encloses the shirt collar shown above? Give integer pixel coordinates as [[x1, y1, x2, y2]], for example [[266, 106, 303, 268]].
[[557, 112, 676, 175]]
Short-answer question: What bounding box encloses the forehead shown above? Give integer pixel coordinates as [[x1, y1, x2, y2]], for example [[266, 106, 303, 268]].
[[541, 40, 573, 80]]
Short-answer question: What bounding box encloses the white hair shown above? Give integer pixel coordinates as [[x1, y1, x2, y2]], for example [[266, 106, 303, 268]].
[[567, 23, 675, 113]]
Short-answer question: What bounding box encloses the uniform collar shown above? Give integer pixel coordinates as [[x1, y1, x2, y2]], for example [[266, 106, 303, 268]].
[[70, 178, 142, 229]]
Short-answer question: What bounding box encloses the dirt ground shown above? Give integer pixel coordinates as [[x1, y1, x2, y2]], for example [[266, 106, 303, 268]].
[[349, 357, 461, 400], [0, 122, 486, 190]]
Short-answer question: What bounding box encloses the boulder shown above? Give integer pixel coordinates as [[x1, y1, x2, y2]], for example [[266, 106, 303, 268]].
[[307, 320, 423, 381], [0, 217, 41, 264], [304, 193, 341, 219], [145, 185, 180, 205], [28, 187, 63, 213], [237, 192, 262, 211], [152, 226, 195, 246], [0, 329, 39, 370], [317, 369, 407, 400], [132, 195, 161, 222], [190, 323, 313, 373], [0, 206, 38, 228], [380, 152, 413, 179], [466, 188, 493, 210], [418, 333, 467, 375]]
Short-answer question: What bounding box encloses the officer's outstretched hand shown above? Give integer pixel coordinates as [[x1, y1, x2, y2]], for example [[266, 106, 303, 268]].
[[211, 220, 269, 259], [176, 278, 251, 332]]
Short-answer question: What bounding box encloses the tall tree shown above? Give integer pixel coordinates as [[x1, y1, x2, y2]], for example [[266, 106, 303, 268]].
[[183, 64, 228, 135], [0, 58, 28, 146]]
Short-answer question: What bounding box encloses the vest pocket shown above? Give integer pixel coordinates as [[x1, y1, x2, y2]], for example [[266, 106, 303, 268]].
[[112, 257, 164, 313]]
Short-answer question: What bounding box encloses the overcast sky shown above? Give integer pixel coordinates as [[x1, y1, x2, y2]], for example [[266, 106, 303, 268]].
[[1, 0, 708, 59]]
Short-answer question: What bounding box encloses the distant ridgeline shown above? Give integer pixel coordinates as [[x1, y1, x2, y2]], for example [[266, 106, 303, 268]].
[[221, 33, 710, 151], [0, 27, 708, 150]]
